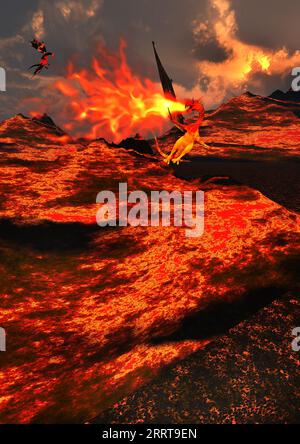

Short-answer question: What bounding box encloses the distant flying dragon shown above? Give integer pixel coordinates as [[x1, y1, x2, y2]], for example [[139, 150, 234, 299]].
[[28, 39, 54, 77]]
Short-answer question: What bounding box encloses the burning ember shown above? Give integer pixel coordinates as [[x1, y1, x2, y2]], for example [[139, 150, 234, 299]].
[[28, 40, 186, 142]]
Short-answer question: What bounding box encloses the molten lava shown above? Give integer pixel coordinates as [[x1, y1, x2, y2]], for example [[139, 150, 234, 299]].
[[29, 40, 186, 142]]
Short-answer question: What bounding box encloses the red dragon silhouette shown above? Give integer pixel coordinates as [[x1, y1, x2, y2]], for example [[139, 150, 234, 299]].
[[28, 39, 54, 77]]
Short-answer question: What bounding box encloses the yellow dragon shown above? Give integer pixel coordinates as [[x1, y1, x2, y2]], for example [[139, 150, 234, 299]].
[[155, 99, 209, 165]]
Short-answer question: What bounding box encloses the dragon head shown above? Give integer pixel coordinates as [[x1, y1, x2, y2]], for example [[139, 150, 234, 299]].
[[184, 99, 204, 112]]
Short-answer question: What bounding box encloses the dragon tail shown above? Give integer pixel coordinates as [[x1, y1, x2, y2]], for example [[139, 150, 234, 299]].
[[154, 137, 168, 159]]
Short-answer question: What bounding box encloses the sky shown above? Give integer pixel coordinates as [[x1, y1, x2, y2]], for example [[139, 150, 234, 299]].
[[1, 0, 300, 126]]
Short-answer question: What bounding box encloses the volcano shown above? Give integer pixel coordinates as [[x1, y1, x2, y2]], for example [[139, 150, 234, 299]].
[[0, 91, 299, 424], [0, 113, 70, 147]]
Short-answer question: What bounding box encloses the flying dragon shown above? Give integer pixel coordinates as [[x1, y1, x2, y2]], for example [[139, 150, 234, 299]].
[[28, 39, 54, 77]]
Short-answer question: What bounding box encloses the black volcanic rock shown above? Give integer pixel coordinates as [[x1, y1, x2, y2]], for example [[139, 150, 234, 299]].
[[118, 136, 154, 155], [243, 91, 256, 98], [94, 294, 300, 424], [32, 113, 65, 134], [269, 88, 300, 103], [17, 113, 30, 120], [269, 89, 286, 100]]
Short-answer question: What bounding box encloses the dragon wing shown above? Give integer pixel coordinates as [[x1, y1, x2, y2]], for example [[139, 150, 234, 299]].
[[30, 39, 47, 53]]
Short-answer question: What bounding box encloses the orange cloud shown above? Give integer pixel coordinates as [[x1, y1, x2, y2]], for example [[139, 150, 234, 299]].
[[177, 0, 300, 108], [56, 0, 102, 22], [31, 10, 45, 40]]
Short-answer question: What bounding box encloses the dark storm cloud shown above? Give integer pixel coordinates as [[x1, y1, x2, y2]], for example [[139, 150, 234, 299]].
[[193, 41, 228, 63], [0, 1, 39, 37], [232, 0, 300, 52]]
